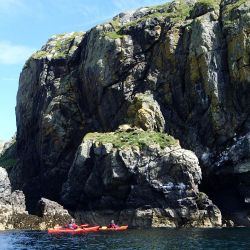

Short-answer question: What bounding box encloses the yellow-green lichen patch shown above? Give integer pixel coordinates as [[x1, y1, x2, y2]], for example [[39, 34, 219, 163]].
[[84, 131, 178, 150]]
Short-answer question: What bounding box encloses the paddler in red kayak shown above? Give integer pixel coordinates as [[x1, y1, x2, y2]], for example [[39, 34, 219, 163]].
[[67, 218, 78, 229], [107, 220, 118, 229]]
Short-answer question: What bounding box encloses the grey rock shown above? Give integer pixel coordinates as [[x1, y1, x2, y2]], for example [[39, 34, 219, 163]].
[[0, 167, 28, 230], [11, 191, 27, 214], [0, 167, 11, 203], [37, 198, 71, 217]]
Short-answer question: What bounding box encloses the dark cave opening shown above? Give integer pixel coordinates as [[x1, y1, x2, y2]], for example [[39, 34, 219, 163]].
[[199, 172, 250, 226]]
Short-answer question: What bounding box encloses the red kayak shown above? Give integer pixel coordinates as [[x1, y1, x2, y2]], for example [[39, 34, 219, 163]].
[[48, 226, 99, 234], [99, 225, 128, 231]]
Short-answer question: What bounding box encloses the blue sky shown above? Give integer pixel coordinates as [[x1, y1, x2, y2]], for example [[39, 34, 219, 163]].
[[0, 0, 168, 141]]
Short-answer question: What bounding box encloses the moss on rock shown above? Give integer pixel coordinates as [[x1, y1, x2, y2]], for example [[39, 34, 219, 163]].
[[84, 130, 178, 150]]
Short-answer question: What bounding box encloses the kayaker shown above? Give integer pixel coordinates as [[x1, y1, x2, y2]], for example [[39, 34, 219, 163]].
[[67, 218, 78, 229], [108, 220, 118, 228]]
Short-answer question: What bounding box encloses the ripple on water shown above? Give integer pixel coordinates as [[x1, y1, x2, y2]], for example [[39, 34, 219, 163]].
[[0, 228, 250, 250]]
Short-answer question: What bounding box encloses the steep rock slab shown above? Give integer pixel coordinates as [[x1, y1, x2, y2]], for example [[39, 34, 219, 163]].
[[15, 32, 86, 209], [62, 131, 221, 227]]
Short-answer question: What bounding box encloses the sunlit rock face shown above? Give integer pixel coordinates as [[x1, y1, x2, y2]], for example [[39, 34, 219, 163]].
[[11, 0, 250, 226]]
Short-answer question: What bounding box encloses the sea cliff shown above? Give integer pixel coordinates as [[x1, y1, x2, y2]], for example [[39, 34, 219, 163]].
[[0, 0, 249, 229]]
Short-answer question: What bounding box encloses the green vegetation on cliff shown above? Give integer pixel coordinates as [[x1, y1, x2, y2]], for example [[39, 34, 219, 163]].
[[194, 0, 219, 9], [84, 131, 178, 149], [32, 32, 84, 59], [104, 0, 220, 39]]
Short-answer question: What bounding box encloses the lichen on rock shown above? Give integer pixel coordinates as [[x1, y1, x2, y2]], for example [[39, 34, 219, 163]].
[[127, 92, 165, 132]]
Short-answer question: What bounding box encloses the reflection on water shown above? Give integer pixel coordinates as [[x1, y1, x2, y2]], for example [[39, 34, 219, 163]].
[[0, 228, 249, 250]]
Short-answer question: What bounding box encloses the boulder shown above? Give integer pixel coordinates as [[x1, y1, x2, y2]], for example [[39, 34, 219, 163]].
[[35, 198, 72, 230], [37, 198, 71, 217]]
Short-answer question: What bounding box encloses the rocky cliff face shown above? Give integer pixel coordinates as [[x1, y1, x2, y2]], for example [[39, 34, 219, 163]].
[[9, 0, 250, 227]]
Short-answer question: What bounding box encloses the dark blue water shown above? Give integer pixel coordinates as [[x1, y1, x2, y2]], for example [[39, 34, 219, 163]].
[[0, 228, 249, 250]]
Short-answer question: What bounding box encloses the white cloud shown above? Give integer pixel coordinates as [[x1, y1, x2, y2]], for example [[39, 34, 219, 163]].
[[0, 41, 34, 65]]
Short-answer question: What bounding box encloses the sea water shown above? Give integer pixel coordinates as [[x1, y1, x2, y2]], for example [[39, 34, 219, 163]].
[[0, 228, 249, 250]]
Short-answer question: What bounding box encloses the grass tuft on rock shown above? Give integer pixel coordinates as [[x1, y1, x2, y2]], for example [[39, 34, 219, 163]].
[[84, 131, 178, 149], [105, 31, 124, 40]]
